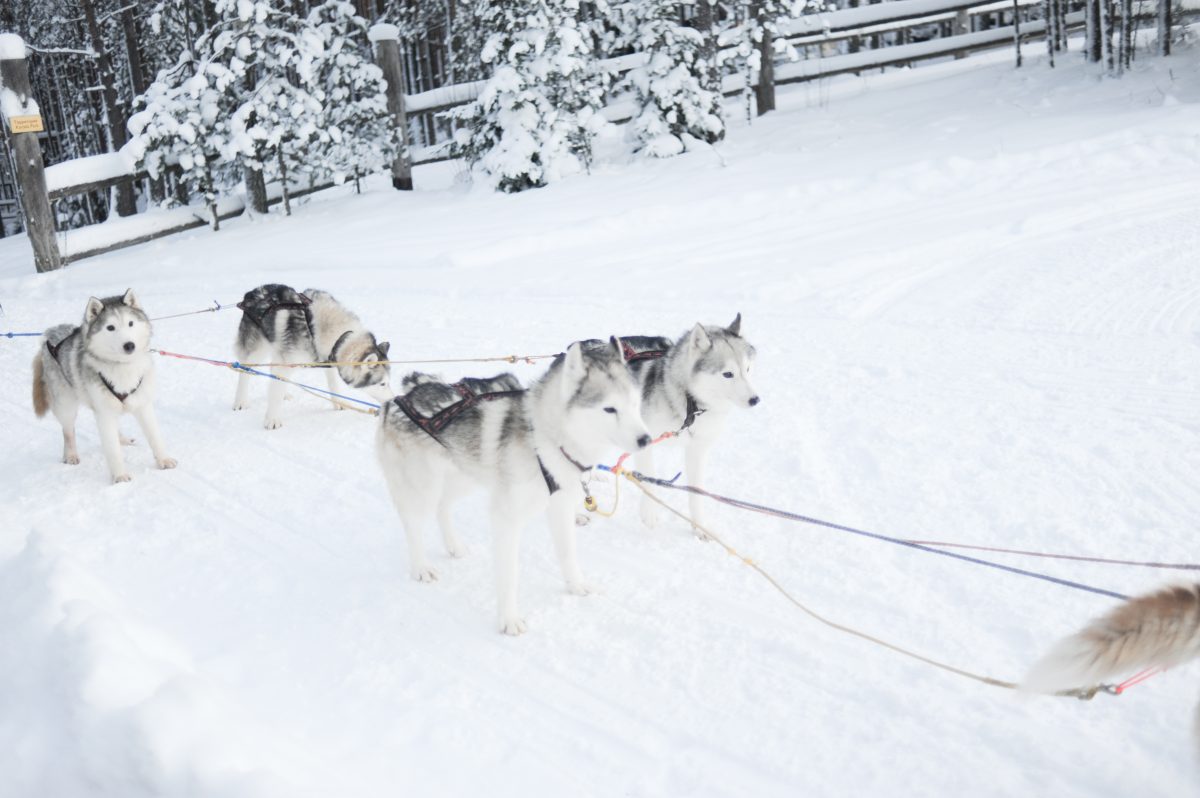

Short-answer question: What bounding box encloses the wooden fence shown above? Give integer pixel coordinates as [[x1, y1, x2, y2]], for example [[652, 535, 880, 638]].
[[0, 0, 1189, 271]]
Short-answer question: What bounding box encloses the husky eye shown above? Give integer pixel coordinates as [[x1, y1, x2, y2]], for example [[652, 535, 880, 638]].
[[106, 324, 115, 331], [603, 407, 617, 414], [723, 371, 734, 379]]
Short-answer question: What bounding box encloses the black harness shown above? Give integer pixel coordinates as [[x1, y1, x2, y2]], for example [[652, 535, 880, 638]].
[[237, 291, 327, 361], [392, 381, 525, 445], [46, 329, 142, 402]]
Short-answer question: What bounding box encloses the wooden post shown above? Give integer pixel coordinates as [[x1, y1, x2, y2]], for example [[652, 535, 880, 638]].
[[0, 34, 62, 273], [954, 8, 971, 58], [754, 4, 776, 116], [370, 23, 414, 191]]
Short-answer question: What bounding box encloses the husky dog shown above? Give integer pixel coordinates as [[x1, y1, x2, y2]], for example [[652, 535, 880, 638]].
[[376, 338, 651, 635], [31, 290, 177, 483], [625, 314, 759, 533], [1025, 583, 1200, 752], [232, 284, 393, 428]]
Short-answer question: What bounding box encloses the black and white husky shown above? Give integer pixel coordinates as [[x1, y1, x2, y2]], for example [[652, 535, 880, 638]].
[[31, 289, 176, 483], [232, 284, 393, 428], [376, 338, 652, 635], [625, 314, 760, 532]]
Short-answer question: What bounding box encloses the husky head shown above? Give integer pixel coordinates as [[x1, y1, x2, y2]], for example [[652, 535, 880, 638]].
[[83, 289, 151, 363], [685, 313, 759, 411], [336, 335, 392, 402], [558, 337, 652, 455]]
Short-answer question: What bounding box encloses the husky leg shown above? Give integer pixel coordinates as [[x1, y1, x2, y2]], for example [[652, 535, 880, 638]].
[[325, 368, 344, 411], [232, 369, 253, 411], [264, 366, 287, 429], [54, 399, 80, 465], [634, 445, 661, 529], [438, 489, 466, 558], [491, 495, 527, 635], [95, 409, 130, 483], [134, 405, 177, 470], [547, 487, 592, 595], [381, 462, 439, 582]]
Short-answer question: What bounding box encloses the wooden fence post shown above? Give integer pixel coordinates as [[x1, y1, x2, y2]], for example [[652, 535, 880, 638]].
[[754, 3, 776, 116], [370, 23, 414, 191], [954, 8, 971, 58], [0, 34, 62, 273]]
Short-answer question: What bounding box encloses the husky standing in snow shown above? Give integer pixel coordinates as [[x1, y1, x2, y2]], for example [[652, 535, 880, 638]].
[[31, 289, 177, 483], [376, 338, 651, 635], [1024, 583, 1200, 752], [625, 314, 760, 532], [232, 284, 393, 428]]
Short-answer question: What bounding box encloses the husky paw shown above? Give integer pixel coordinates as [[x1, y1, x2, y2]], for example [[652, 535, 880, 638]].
[[639, 501, 661, 529], [498, 617, 528, 636], [566, 580, 595, 597], [692, 524, 713, 542], [445, 541, 466, 559], [112, 473, 132, 484], [232, 401, 249, 411], [157, 457, 178, 470], [574, 513, 591, 527], [63, 454, 80, 465], [410, 566, 439, 582], [263, 417, 283, 430], [329, 401, 344, 411], [120, 435, 136, 446]]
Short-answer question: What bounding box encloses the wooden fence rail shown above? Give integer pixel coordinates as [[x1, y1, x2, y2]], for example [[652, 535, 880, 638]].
[[1, 0, 1188, 270]]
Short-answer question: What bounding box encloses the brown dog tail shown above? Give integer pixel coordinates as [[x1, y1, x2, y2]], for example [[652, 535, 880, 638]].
[[1024, 583, 1200, 693], [32, 351, 49, 417]]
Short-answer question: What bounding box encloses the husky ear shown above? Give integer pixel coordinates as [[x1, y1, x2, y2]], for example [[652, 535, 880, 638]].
[[728, 312, 742, 337], [562, 342, 586, 395], [377, 341, 390, 358], [121, 289, 141, 309], [689, 323, 712, 352], [610, 335, 627, 363], [85, 297, 105, 323]]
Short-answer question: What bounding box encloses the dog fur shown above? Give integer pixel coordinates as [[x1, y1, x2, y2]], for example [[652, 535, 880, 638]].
[[627, 314, 760, 532], [376, 337, 651, 634], [232, 284, 393, 429], [31, 289, 176, 483]]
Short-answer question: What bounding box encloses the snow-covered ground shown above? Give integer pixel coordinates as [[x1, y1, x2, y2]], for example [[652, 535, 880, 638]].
[[2, 46, 1199, 797]]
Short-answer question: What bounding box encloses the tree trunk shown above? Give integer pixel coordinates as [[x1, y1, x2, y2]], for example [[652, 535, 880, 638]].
[[82, 0, 137, 218], [121, 3, 148, 97], [697, 0, 718, 93], [1086, 0, 1103, 61], [1013, 0, 1023, 66], [371, 27, 414, 191], [1121, 0, 1134, 69], [1157, 0, 1172, 55], [755, 8, 776, 117], [1101, 0, 1115, 72], [1043, 0, 1056, 66], [277, 148, 291, 216], [244, 165, 268, 214]]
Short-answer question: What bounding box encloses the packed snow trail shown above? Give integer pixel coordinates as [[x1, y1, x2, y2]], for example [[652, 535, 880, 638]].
[[1, 49, 1199, 797]]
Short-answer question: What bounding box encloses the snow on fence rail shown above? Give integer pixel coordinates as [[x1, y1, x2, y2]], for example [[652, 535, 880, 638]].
[[1, 0, 1187, 271]]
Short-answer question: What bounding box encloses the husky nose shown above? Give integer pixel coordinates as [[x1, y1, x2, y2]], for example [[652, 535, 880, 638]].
[[123, 342, 136, 354], [636, 434, 651, 449], [748, 395, 760, 407]]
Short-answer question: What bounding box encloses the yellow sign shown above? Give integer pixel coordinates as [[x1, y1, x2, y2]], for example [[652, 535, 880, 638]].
[[9, 114, 44, 134]]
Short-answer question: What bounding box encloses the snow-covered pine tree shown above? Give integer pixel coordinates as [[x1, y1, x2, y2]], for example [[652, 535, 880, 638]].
[[307, 0, 399, 194], [625, 0, 724, 157], [201, 0, 326, 215], [128, 59, 237, 229], [449, 0, 610, 193]]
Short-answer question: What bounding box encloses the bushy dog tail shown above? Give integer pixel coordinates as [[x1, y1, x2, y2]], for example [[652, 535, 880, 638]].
[[1024, 583, 1200, 693], [32, 351, 49, 418]]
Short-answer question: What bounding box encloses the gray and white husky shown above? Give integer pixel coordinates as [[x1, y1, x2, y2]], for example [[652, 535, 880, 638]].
[[31, 289, 177, 483], [232, 284, 393, 428], [376, 338, 652, 635], [625, 314, 759, 532]]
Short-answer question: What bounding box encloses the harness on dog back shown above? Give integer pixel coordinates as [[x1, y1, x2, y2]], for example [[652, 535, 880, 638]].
[[237, 289, 322, 357], [45, 328, 78, 370], [610, 335, 705, 432], [392, 376, 525, 445]]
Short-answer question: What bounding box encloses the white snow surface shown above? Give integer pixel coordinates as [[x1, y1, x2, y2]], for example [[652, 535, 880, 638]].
[[0, 32, 26, 61], [2, 50, 1200, 797]]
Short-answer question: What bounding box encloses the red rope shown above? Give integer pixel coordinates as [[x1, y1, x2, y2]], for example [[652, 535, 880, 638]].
[[1113, 668, 1162, 694]]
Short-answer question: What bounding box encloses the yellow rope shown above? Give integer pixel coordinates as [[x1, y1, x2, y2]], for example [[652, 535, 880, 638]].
[[618, 470, 1109, 700]]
